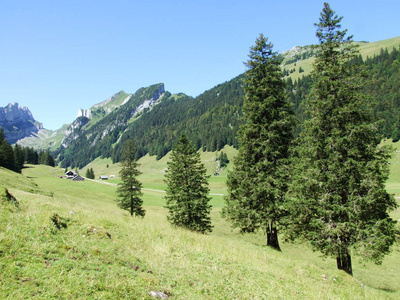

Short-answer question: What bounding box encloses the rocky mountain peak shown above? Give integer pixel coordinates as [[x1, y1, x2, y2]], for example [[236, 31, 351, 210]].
[[0, 102, 35, 123], [0, 102, 43, 144]]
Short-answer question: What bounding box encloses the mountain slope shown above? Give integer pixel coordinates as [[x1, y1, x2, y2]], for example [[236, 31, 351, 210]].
[[56, 83, 168, 168], [13, 36, 400, 168]]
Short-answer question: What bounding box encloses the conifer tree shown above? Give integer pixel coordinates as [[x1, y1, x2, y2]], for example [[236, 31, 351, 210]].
[[287, 3, 398, 275], [39, 149, 55, 167], [13, 144, 24, 172], [222, 34, 295, 251], [164, 134, 212, 233], [116, 140, 145, 217], [85, 168, 95, 179], [0, 128, 17, 172]]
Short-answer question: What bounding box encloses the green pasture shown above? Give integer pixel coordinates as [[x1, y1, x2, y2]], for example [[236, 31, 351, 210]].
[[1, 140, 399, 298]]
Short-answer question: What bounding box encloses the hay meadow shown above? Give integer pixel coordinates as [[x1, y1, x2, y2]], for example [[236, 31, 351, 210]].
[[1, 145, 399, 299]]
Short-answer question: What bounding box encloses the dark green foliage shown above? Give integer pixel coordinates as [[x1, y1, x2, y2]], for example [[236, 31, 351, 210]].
[[116, 140, 145, 217], [54, 45, 400, 170], [0, 128, 18, 172], [217, 151, 229, 168], [222, 34, 295, 251], [39, 149, 55, 167], [55, 81, 244, 168], [164, 134, 212, 233], [364, 47, 400, 138], [112, 78, 244, 163], [85, 168, 95, 179], [13, 144, 24, 172], [287, 3, 398, 275], [24, 147, 39, 164]]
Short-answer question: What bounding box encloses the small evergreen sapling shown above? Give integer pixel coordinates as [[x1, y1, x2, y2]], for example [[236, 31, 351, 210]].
[[116, 140, 145, 217]]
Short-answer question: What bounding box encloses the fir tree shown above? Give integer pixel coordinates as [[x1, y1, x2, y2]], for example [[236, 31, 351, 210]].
[[116, 140, 145, 217], [39, 149, 55, 167], [287, 3, 398, 275], [222, 34, 295, 251], [14, 144, 24, 172], [164, 134, 212, 233], [85, 168, 95, 179], [0, 128, 17, 172]]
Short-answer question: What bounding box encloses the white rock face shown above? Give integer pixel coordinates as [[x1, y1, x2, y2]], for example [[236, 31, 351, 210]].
[[77, 108, 92, 119]]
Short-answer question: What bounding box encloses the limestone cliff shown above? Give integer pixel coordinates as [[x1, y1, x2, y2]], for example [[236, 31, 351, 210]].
[[0, 103, 43, 144]]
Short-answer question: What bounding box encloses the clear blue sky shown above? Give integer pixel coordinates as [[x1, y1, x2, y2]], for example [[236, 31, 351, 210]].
[[1, 0, 399, 130]]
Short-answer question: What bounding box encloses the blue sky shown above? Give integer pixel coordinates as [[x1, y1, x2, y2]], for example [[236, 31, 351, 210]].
[[1, 0, 399, 130]]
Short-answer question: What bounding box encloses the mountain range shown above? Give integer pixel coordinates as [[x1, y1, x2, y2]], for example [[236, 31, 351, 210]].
[[1, 36, 400, 169]]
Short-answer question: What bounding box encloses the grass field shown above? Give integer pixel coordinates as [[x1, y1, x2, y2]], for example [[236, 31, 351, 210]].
[[283, 36, 400, 82], [1, 142, 399, 299]]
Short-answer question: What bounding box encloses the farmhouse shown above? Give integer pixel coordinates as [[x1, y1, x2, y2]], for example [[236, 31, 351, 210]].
[[65, 170, 77, 179], [65, 170, 84, 181], [99, 175, 108, 180]]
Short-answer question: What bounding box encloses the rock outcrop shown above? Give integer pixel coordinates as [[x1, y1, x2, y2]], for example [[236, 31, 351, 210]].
[[77, 108, 92, 119], [132, 84, 165, 115], [0, 103, 43, 144], [61, 116, 90, 148]]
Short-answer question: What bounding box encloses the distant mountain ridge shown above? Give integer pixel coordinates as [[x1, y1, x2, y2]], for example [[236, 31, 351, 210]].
[[0, 103, 43, 144], [3, 36, 400, 169]]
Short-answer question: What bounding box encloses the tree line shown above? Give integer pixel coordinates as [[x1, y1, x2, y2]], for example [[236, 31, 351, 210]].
[[0, 128, 55, 173]]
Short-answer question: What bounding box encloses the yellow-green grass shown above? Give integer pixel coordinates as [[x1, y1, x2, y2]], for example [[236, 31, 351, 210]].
[[359, 36, 400, 60], [283, 36, 400, 82], [1, 155, 399, 298]]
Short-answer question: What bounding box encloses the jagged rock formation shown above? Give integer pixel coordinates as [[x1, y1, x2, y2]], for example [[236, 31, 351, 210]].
[[0, 103, 43, 144], [133, 84, 165, 115], [61, 116, 90, 148]]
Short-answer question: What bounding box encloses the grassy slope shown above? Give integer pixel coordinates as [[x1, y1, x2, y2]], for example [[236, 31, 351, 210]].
[[1, 140, 400, 299], [284, 36, 400, 82]]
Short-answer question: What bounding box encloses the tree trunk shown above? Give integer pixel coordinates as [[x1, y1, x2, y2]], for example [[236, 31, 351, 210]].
[[336, 249, 352, 276], [266, 221, 281, 251], [130, 193, 133, 216]]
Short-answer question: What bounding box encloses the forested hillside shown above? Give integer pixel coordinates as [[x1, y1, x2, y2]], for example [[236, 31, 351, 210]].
[[286, 46, 400, 138], [56, 77, 244, 168], [54, 44, 400, 169]]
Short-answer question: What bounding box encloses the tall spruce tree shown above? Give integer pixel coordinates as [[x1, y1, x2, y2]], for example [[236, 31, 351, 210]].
[[116, 140, 145, 217], [164, 134, 212, 233], [222, 34, 295, 251], [287, 3, 398, 275]]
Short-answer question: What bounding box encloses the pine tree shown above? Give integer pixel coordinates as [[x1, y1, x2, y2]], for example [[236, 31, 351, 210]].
[[287, 3, 398, 275], [164, 134, 212, 233], [222, 34, 295, 251], [116, 140, 145, 217]]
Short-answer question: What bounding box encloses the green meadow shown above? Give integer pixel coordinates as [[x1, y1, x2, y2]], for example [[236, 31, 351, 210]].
[[1, 144, 399, 299]]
